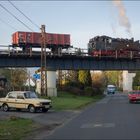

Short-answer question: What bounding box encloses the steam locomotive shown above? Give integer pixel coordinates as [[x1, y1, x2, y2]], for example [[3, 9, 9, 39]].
[[88, 35, 140, 58]]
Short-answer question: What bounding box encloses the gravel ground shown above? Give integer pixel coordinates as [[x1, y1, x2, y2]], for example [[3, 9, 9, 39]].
[[0, 108, 81, 139]]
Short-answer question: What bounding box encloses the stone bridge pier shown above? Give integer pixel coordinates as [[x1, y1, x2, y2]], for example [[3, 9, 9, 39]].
[[47, 70, 57, 97], [36, 70, 57, 97], [122, 71, 136, 92]]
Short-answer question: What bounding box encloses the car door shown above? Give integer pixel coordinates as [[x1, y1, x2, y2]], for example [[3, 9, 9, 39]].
[[16, 93, 26, 109], [6, 92, 17, 108]]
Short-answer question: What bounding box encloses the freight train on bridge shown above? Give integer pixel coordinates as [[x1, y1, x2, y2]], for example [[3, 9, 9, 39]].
[[12, 31, 71, 54], [2, 31, 140, 59]]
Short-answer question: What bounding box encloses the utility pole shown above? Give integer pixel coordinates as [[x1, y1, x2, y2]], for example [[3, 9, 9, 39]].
[[41, 25, 47, 96], [28, 70, 31, 91], [58, 70, 63, 88]]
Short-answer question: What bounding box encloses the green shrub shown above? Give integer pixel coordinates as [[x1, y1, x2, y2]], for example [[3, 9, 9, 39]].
[[65, 81, 84, 89], [133, 86, 140, 90], [117, 87, 123, 91], [92, 88, 103, 96], [59, 85, 84, 96], [69, 87, 84, 96], [84, 87, 94, 96], [84, 87, 103, 96], [0, 90, 7, 98]]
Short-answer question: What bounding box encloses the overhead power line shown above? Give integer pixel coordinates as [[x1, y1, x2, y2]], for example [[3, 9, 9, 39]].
[[0, 17, 17, 30], [0, 3, 33, 31], [8, 0, 40, 29]]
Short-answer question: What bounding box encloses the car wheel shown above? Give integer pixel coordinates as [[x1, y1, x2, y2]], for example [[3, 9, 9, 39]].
[[28, 105, 36, 113], [42, 108, 49, 113], [2, 104, 9, 112], [16, 108, 21, 111]]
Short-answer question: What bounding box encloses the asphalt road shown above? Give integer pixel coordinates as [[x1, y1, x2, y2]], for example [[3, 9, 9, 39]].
[[47, 93, 140, 140]]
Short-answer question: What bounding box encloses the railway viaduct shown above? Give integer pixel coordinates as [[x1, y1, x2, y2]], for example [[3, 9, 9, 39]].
[[0, 54, 138, 96]]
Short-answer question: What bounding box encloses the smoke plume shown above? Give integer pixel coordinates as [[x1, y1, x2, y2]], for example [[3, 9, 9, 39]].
[[113, 0, 132, 36], [111, 23, 117, 36]]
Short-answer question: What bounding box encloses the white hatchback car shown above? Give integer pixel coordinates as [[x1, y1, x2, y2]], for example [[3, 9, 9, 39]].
[[0, 91, 52, 113]]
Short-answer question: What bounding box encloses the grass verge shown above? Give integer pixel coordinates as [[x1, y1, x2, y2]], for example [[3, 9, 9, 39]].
[[0, 117, 39, 140], [43, 91, 104, 111]]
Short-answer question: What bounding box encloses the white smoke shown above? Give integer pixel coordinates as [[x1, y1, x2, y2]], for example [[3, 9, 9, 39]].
[[111, 23, 117, 37], [113, 0, 132, 36]]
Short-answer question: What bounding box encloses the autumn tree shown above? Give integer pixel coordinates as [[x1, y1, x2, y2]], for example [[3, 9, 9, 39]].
[[133, 71, 140, 89], [103, 71, 122, 88], [78, 70, 92, 87], [0, 69, 11, 82], [58, 70, 79, 86], [91, 72, 106, 89], [0, 68, 28, 91], [10, 68, 28, 90], [67, 70, 78, 83]]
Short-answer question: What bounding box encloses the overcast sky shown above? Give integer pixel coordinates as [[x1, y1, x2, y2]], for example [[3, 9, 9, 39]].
[[0, 1, 139, 49]]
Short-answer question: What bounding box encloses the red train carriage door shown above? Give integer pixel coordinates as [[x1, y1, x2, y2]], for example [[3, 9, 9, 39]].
[[26, 32, 32, 44], [18, 32, 24, 43]]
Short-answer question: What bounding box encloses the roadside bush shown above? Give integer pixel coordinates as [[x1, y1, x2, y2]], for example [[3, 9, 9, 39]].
[[65, 81, 84, 90], [60, 85, 71, 92], [0, 90, 7, 97], [117, 87, 123, 91], [133, 86, 140, 90], [70, 87, 84, 96], [84, 87, 94, 96], [92, 88, 103, 96], [60, 85, 84, 96], [84, 87, 103, 96]]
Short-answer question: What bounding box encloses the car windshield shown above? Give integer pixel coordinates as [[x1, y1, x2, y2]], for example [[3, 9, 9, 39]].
[[108, 87, 115, 90], [24, 92, 38, 98]]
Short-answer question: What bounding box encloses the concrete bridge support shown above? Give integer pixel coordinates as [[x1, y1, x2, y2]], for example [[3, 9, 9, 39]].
[[47, 70, 57, 97], [122, 71, 136, 92], [35, 70, 57, 97]]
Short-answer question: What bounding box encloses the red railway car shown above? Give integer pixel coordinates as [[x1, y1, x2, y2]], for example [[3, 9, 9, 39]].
[[12, 31, 71, 48]]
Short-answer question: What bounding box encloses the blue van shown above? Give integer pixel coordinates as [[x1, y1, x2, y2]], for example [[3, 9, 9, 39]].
[[107, 85, 116, 94]]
